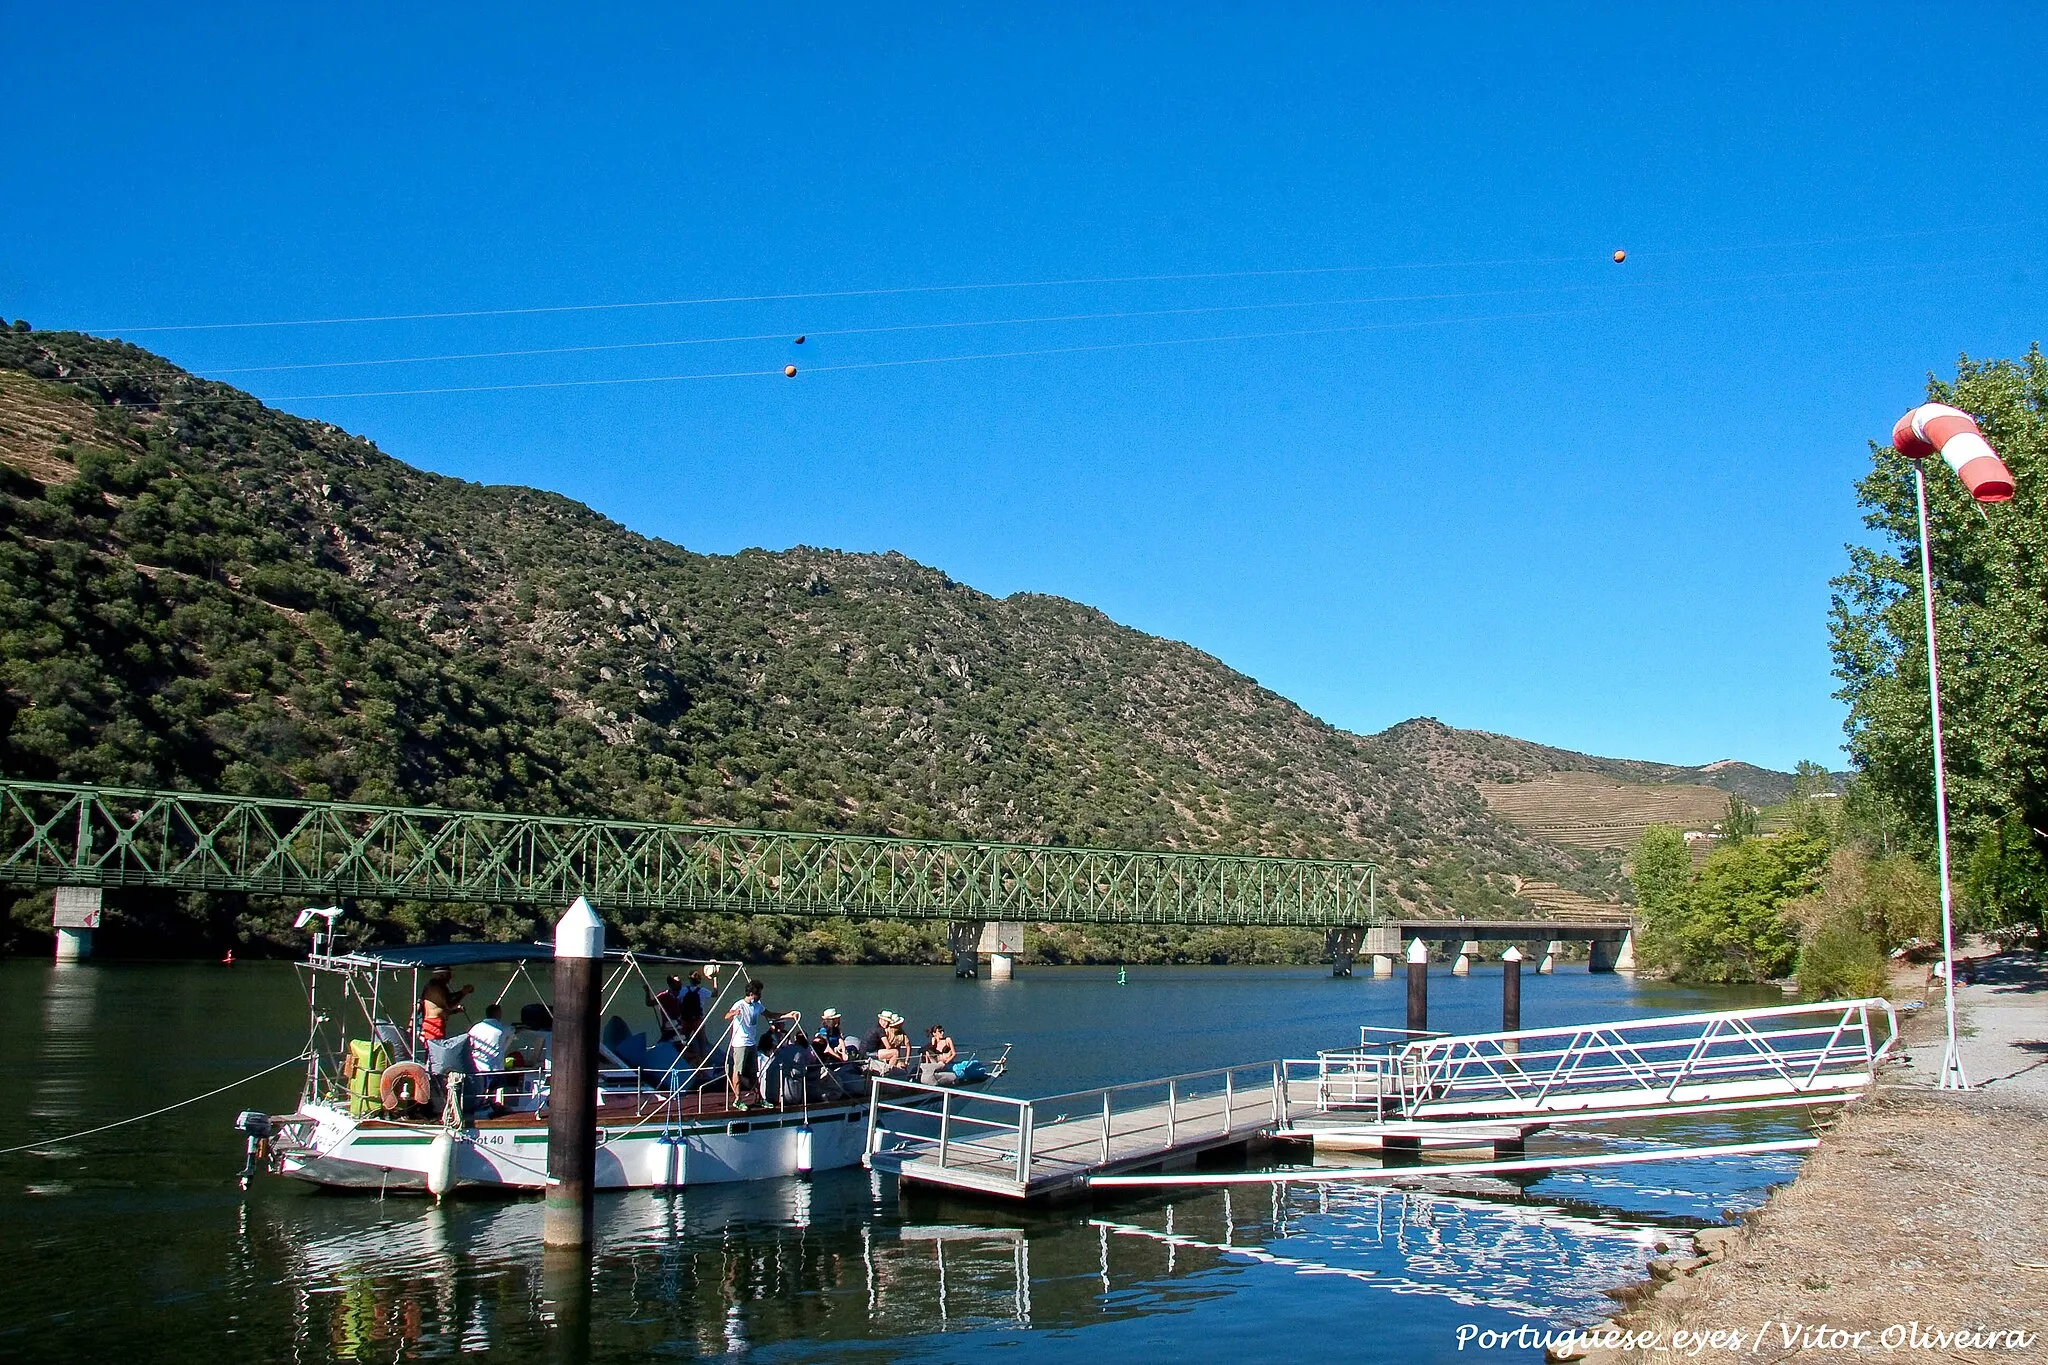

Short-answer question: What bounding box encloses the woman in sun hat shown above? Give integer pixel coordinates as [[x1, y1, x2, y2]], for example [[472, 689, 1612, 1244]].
[[812, 1007, 852, 1062]]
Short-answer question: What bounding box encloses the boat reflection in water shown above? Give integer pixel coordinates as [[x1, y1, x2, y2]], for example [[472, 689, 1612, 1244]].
[[265, 1169, 1679, 1359]]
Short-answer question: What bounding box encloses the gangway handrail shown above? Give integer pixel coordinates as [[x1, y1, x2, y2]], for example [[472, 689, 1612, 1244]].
[[866, 1060, 1287, 1192], [1391, 997, 1897, 1119]]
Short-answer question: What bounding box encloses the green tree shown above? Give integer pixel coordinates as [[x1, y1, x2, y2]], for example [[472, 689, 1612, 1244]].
[[1630, 825, 1691, 913], [1791, 759, 1833, 800], [1963, 814, 2048, 937], [1718, 794, 1759, 844], [1647, 831, 1828, 984], [1831, 347, 2048, 919]]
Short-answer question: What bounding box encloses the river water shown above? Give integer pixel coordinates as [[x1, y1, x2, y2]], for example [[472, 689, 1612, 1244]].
[[0, 959, 1801, 1362]]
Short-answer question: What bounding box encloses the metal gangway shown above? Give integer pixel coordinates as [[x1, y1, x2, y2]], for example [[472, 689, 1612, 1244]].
[[866, 999, 1896, 1201], [866, 1062, 1288, 1199], [1296, 997, 1898, 1124]]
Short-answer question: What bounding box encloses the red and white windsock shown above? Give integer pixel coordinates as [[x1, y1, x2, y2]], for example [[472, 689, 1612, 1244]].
[[1892, 403, 2015, 503]]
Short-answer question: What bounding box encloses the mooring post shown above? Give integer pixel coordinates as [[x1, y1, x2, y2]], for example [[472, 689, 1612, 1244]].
[[544, 895, 605, 1250], [1406, 938, 1429, 1035], [1501, 946, 1523, 1057]]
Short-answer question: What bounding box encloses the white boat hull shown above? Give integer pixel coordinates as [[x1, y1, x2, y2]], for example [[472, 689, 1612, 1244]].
[[275, 1100, 872, 1192]]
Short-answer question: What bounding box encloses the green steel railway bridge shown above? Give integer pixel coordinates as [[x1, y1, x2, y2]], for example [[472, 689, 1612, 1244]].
[[0, 779, 1631, 973]]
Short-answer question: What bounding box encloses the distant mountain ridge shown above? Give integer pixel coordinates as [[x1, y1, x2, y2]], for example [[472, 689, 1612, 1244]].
[[0, 326, 1801, 955], [1379, 719, 1805, 808]]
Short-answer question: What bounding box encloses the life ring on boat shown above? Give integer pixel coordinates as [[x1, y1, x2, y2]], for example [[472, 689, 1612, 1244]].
[[380, 1061, 431, 1114]]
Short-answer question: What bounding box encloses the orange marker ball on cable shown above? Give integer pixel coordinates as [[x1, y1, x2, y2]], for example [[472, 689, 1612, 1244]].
[[1612, 250, 1627, 263], [784, 365, 798, 378]]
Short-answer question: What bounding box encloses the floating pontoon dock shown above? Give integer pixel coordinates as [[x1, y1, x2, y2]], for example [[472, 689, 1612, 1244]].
[[865, 998, 1896, 1201]]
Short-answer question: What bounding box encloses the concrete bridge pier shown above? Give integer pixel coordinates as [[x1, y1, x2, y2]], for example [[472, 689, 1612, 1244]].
[[1362, 924, 1401, 977], [977, 921, 1024, 980], [1539, 940, 1564, 974], [948, 922, 983, 978], [53, 888, 101, 964], [1587, 930, 1637, 974], [1452, 939, 1481, 976], [1327, 927, 1366, 977]]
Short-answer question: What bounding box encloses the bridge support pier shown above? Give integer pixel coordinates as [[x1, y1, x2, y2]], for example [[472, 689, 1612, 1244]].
[[1588, 931, 1637, 974], [948, 922, 983, 978], [1452, 939, 1480, 976], [1540, 940, 1563, 974], [1327, 927, 1365, 977], [976, 922, 1024, 980], [53, 888, 101, 964], [1363, 923, 1399, 978]]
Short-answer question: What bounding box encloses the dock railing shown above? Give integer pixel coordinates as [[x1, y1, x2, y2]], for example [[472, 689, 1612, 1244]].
[[867, 1060, 1287, 1194], [1391, 997, 1899, 1118]]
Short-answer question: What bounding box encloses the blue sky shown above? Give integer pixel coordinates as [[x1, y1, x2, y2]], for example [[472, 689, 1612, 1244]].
[[4, 5, 2043, 770]]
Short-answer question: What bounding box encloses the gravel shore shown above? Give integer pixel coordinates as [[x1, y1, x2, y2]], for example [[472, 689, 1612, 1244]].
[[1572, 950, 2048, 1364]]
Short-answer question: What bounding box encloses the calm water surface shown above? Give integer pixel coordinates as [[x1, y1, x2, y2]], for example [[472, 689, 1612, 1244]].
[[1, 960, 1799, 1362]]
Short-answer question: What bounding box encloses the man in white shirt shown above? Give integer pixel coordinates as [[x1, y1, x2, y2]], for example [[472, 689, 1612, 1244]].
[[466, 1002, 514, 1073], [724, 979, 796, 1110]]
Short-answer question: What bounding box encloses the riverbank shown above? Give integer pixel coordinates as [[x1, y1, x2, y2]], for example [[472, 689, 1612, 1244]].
[[1574, 947, 2048, 1363]]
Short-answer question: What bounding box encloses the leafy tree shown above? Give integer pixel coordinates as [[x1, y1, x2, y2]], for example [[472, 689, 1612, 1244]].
[[1963, 814, 2048, 937], [1629, 824, 1690, 918], [1642, 830, 1828, 984], [1831, 347, 2048, 923], [1718, 794, 1759, 844], [1791, 759, 1833, 800]]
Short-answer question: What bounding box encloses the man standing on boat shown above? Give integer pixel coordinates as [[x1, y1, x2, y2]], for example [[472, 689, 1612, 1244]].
[[420, 967, 473, 1043], [725, 979, 797, 1110]]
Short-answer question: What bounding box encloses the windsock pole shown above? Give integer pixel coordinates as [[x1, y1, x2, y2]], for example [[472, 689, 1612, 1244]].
[[1891, 403, 2016, 1092], [545, 896, 605, 1247]]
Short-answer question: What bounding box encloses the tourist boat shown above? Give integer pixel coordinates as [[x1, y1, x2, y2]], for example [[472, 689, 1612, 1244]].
[[246, 939, 1008, 1195]]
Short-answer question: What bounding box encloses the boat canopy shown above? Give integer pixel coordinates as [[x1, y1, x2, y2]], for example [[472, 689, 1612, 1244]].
[[325, 943, 729, 970], [338, 942, 556, 969]]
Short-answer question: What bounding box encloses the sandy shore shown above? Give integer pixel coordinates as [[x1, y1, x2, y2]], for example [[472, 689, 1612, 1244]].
[[1571, 949, 2048, 1364]]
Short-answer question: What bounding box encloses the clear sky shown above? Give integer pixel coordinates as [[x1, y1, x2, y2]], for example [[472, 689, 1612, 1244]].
[[4, 5, 2043, 771]]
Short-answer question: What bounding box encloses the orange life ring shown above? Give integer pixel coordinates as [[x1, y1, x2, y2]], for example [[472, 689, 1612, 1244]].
[[380, 1061, 431, 1113]]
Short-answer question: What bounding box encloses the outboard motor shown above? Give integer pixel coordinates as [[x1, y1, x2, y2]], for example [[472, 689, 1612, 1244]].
[[233, 1110, 272, 1190]]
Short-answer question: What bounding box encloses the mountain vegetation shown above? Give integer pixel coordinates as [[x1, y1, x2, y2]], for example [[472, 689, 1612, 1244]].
[[0, 325, 1679, 961]]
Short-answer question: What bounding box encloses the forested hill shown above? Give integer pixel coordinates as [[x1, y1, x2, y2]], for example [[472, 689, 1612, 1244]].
[[4, 327, 1665, 957]]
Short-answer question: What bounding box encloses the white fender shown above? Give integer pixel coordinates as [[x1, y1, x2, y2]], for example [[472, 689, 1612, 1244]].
[[795, 1125, 814, 1177], [426, 1130, 457, 1200]]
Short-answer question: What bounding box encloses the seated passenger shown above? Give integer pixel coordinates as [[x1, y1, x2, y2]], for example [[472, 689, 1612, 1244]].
[[813, 1008, 852, 1062], [467, 1003, 514, 1073], [923, 1024, 957, 1068]]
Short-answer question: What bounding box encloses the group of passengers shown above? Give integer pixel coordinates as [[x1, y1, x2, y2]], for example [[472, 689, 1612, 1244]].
[[718, 977, 966, 1111], [416, 962, 971, 1114]]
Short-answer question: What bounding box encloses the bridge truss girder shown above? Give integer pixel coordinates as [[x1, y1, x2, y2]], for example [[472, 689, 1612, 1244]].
[[0, 780, 1382, 930]]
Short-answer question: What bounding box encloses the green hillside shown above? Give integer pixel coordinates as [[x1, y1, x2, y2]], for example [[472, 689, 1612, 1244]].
[[1, 327, 1667, 958]]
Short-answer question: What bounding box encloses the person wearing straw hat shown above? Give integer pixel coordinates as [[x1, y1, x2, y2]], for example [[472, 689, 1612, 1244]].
[[861, 1010, 900, 1059], [812, 1008, 852, 1063]]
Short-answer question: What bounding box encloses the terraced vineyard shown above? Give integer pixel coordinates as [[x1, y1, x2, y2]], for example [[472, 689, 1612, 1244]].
[[1505, 876, 1634, 921], [1481, 770, 1729, 852]]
